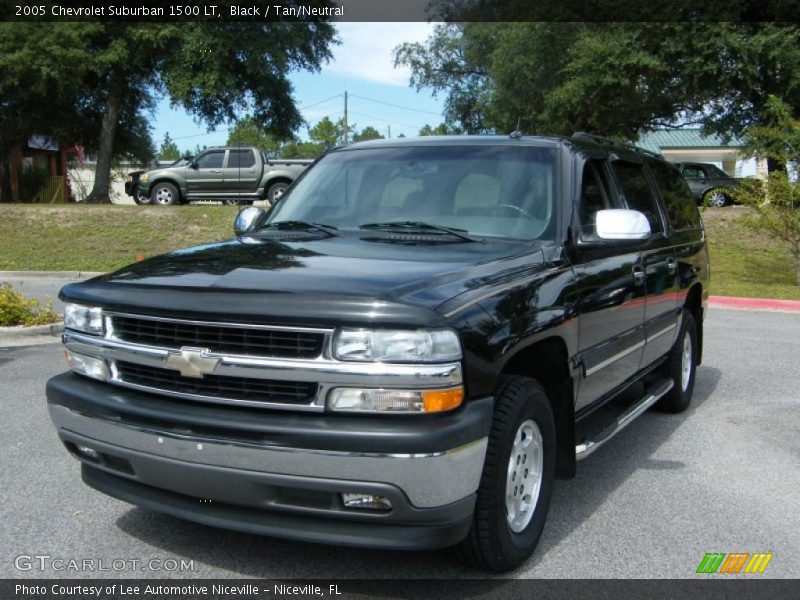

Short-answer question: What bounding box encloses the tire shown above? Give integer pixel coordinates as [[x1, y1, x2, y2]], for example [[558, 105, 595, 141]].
[[457, 376, 556, 572], [132, 186, 151, 205], [266, 181, 289, 206], [703, 189, 728, 208], [223, 198, 253, 206], [656, 311, 698, 413], [151, 182, 180, 206]]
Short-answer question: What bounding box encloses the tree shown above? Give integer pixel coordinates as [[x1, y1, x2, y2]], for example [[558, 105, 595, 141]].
[[419, 123, 463, 136], [280, 141, 325, 159], [158, 133, 181, 161], [227, 115, 284, 157], [2, 16, 336, 203], [352, 126, 384, 142], [395, 22, 800, 146], [308, 116, 350, 148], [733, 96, 800, 284], [0, 23, 153, 199]]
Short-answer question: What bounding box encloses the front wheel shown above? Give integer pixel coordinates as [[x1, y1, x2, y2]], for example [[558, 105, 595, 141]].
[[457, 376, 555, 572], [703, 189, 729, 208], [151, 182, 180, 206]]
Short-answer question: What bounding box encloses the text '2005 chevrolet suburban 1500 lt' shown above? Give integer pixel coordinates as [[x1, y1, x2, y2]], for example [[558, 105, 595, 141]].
[[47, 133, 709, 572]]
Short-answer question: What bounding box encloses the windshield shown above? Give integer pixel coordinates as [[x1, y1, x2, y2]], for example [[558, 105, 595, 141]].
[[266, 144, 557, 241]]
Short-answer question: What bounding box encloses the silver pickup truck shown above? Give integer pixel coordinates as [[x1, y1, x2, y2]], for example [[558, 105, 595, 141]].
[[137, 146, 312, 206]]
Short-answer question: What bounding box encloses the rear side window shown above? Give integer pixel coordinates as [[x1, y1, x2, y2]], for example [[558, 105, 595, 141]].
[[647, 160, 703, 231], [681, 165, 705, 178], [610, 161, 663, 235], [227, 149, 256, 168]]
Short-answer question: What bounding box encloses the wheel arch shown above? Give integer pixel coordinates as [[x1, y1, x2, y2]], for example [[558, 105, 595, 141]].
[[149, 178, 183, 203], [262, 176, 293, 198], [499, 336, 575, 479]]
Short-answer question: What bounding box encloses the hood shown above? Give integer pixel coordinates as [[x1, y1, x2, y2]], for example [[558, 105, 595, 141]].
[[61, 235, 546, 327]]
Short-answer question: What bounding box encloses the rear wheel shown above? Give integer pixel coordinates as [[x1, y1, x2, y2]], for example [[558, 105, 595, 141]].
[[266, 181, 290, 206], [656, 311, 697, 413], [151, 182, 180, 206], [457, 376, 555, 572]]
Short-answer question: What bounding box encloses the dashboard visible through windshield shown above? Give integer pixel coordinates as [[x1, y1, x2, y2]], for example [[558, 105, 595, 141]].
[[266, 144, 558, 241]]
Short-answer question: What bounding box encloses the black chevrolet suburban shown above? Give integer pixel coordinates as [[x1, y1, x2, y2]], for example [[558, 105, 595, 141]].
[[47, 134, 709, 572]]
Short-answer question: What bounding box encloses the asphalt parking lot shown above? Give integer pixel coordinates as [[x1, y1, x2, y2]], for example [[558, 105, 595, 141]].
[[1, 308, 798, 579]]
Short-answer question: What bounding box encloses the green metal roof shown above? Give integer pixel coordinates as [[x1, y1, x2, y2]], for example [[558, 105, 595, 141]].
[[636, 129, 743, 153]]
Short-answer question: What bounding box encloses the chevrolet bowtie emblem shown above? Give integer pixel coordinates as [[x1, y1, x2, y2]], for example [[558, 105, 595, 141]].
[[164, 347, 220, 378]]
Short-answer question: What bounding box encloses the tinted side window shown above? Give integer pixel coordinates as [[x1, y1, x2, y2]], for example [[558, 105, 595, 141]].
[[227, 150, 256, 168], [647, 160, 703, 231], [611, 161, 663, 234], [682, 165, 705, 178], [576, 160, 612, 236], [196, 151, 224, 169]]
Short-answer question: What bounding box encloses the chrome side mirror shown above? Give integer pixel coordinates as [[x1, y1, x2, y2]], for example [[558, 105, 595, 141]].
[[595, 209, 651, 241], [234, 206, 266, 236]]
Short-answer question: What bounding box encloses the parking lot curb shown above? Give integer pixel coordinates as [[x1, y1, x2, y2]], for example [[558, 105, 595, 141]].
[[0, 271, 105, 279], [709, 295, 800, 313], [0, 322, 64, 341]]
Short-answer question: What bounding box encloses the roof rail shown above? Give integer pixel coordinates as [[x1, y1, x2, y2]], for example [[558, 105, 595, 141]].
[[570, 132, 662, 158]]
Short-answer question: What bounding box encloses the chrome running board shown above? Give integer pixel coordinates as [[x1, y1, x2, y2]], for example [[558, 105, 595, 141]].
[[575, 379, 674, 460]]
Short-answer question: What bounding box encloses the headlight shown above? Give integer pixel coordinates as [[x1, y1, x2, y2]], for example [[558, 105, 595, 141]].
[[140, 173, 148, 182], [334, 328, 461, 363], [64, 303, 104, 335], [328, 386, 464, 414]]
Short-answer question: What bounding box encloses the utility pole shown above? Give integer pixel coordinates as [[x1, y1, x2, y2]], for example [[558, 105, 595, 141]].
[[343, 91, 348, 146], [387, 125, 391, 139]]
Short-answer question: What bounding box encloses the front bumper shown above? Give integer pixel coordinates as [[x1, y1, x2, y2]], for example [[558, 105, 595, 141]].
[[47, 374, 491, 549]]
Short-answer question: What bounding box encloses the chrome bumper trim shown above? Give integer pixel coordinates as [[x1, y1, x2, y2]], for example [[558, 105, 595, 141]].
[[49, 404, 487, 508]]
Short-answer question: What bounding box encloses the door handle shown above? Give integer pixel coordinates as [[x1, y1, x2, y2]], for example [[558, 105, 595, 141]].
[[210, 170, 222, 173], [632, 265, 645, 286], [666, 258, 677, 275]]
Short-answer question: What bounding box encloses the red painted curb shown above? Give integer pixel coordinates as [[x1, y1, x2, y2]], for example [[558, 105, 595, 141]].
[[709, 296, 800, 312]]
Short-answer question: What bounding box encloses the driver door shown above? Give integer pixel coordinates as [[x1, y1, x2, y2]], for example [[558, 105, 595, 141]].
[[573, 159, 646, 413], [186, 150, 226, 196]]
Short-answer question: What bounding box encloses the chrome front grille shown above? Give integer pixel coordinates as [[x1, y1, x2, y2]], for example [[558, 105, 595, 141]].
[[62, 314, 463, 412], [115, 361, 318, 405], [110, 314, 325, 359]]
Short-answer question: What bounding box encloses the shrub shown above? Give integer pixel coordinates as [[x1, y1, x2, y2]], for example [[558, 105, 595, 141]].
[[20, 165, 51, 202], [0, 282, 60, 326]]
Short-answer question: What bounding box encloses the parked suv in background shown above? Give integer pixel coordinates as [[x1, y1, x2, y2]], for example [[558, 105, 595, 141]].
[[674, 161, 743, 206], [47, 133, 708, 572], [136, 146, 311, 206]]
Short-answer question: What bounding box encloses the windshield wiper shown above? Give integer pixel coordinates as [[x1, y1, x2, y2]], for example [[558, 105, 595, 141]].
[[359, 221, 480, 243], [260, 220, 340, 237]]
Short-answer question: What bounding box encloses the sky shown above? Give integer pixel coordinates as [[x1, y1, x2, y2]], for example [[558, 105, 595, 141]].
[[152, 23, 445, 152]]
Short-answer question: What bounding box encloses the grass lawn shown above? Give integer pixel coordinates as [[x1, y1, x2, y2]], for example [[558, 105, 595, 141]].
[[0, 204, 238, 272], [0, 204, 797, 300], [702, 207, 800, 300]]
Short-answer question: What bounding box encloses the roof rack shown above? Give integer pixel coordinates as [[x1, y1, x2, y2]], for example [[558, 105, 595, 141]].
[[570, 132, 662, 158]]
